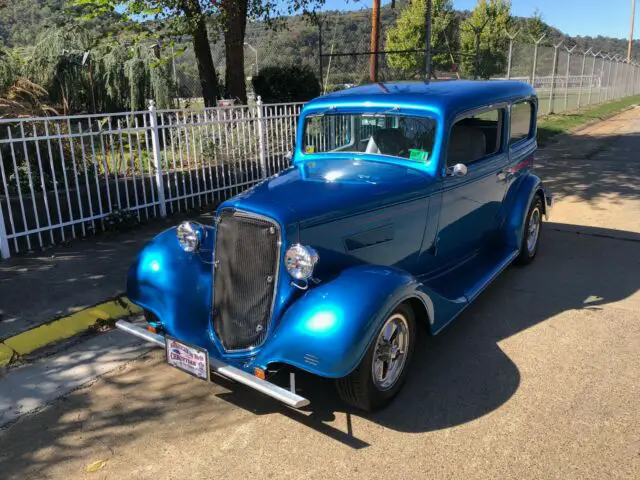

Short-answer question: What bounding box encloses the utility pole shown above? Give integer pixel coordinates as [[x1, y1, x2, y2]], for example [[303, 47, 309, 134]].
[[629, 0, 636, 61], [425, 0, 433, 79], [370, 0, 381, 83]]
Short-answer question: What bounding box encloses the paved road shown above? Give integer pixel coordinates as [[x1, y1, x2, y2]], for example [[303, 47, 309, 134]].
[[1, 109, 639, 479], [537, 106, 640, 236]]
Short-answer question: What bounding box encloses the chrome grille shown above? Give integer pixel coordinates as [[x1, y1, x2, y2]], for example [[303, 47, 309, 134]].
[[212, 210, 280, 351]]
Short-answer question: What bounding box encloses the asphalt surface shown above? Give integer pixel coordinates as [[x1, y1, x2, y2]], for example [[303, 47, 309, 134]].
[[0, 211, 212, 341], [0, 109, 639, 479]]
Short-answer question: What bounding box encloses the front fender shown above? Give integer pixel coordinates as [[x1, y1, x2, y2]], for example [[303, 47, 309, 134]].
[[502, 173, 549, 249], [126, 225, 215, 349], [254, 265, 433, 379]]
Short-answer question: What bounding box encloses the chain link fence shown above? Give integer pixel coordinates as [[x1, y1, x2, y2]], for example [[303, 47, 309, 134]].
[[161, 11, 640, 118]]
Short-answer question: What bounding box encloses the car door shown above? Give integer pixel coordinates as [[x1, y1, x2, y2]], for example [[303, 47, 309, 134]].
[[434, 107, 508, 263]]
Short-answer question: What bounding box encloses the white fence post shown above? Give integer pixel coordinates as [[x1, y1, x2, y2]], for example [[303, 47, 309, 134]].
[[256, 96, 268, 179], [0, 202, 9, 259], [148, 100, 167, 217]]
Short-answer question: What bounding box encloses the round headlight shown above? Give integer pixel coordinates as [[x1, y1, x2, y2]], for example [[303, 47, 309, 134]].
[[176, 222, 202, 253], [285, 244, 319, 280]]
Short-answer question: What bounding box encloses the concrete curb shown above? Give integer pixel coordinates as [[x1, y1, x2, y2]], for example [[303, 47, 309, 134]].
[[0, 297, 142, 368]]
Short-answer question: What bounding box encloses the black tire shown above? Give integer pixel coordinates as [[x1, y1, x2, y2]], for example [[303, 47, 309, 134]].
[[515, 195, 543, 265], [335, 303, 416, 411]]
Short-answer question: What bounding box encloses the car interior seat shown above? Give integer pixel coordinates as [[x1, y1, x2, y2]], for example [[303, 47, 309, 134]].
[[365, 128, 411, 157], [447, 125, 487, 166]]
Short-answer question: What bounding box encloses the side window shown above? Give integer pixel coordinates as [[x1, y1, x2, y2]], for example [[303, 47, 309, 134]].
[[447, 109, 504, 167], [510, 101, 533, 145]]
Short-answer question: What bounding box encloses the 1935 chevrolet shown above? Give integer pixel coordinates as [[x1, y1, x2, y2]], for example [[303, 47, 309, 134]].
[[117, 81, 553, 411]]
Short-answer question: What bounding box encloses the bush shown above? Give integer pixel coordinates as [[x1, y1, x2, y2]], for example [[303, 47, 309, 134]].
[[252, 65, 320, 104]]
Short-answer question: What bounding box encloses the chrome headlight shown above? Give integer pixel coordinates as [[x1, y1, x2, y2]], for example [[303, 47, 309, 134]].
[[176, 222, 203, 253], [285, 244, 319, 280]]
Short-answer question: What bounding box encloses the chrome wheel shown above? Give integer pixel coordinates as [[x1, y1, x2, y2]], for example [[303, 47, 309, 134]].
[[371, 313, 410, 391], [526, 206, 541, 255]]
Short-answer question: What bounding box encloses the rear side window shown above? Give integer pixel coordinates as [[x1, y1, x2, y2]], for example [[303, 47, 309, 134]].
[[447, 108, 503, 167], [510, 101, 533, 145]]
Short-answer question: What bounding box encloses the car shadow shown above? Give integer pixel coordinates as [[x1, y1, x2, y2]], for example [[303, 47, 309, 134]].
[[210, 222, 639, 444]]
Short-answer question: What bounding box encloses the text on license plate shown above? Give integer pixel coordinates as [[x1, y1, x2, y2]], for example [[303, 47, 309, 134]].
[[165, 337, 210, 381]]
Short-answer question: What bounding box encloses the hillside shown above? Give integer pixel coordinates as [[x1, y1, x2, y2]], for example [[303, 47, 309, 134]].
[[1, 1, 638, 104], [1, 1, 638, 59], [0, 0, 121, 47]]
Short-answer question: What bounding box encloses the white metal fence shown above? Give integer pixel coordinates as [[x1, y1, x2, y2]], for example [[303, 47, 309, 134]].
[[0, 99, 302, 258], [2, 69, 640, 259]]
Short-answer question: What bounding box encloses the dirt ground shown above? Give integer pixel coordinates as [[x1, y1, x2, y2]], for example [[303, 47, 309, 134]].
[[0, 108, 639, 480]]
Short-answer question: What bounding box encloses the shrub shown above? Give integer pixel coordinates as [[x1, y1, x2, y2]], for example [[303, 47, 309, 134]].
[[252, 65, 320, 104]]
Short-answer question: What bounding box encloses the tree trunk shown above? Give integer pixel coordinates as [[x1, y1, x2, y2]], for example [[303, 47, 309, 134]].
[[181, 0, 218, 107], [222, 0, 248, 104]]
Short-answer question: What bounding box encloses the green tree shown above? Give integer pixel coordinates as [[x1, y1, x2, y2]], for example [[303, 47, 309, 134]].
[[24, 24, 172, 113], [526, 8, 549, 42], [386, 0, 459, 78], [213, 0, 340, 105], [459, 0, 511, 78], [75, 0, 220, 106]]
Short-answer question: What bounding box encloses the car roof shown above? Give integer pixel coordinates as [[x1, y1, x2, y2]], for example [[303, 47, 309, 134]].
[[304, 80, 536, 119]]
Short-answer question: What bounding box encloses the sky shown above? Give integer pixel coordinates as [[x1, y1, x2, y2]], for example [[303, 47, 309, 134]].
[[318, 0, 639, 39]]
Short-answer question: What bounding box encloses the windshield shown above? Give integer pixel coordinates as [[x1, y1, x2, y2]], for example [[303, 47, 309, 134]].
[[302, 113, 436, 163]]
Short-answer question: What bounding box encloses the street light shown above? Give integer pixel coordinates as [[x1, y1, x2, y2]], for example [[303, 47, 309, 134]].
[[244, 42, 259, 76]]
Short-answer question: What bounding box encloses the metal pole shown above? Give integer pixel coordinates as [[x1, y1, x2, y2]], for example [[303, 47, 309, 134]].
[[588, 51, 600, 105], [577, 48, 591, 109], [505, 29, 520, 79], [597, 54, 606, 102], [370, 0, 381, 83], [629, 0, 636, 61], [256, 96, 268, 179], [171, 44, 177, 85], [318, 19, 323, 89], [564, 45, 576, 112], [613, 55, 621, 98], [531, 34, 546, 87], [148, 100, 167, 218], [243, 42, 259, 76], [425, 0, 433, 79], [605, 55, 613, 100], [0, 201, 9, 259], [548, 39, 564, 115]]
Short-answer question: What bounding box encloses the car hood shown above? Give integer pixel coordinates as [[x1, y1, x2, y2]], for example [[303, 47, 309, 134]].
[[222, 157, 435, 228]]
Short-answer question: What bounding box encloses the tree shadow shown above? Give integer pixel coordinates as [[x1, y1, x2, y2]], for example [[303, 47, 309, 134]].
[[535, 130, 640, 203]]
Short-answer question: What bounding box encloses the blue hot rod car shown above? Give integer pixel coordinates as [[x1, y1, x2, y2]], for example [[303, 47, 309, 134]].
[[117, 81, 553, 411]]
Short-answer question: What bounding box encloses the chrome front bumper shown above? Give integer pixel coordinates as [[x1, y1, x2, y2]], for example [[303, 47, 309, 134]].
[[116, 320, 310, 409]]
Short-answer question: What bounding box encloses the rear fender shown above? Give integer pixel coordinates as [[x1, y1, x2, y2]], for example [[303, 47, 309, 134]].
[[502, 173, 548, 249], [254, 265, 433, 378]]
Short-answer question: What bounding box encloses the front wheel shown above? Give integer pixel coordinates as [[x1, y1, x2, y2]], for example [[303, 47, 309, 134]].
[[516, 195, 543, 265], [335, 303, 416, 411]]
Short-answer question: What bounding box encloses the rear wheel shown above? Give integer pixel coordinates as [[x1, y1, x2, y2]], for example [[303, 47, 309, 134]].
[[336, 303, 416, 411], [516, 195, 543, 265]]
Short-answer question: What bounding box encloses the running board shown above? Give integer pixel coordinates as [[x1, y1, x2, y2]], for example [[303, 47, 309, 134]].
[[115, 320, 310, 409]]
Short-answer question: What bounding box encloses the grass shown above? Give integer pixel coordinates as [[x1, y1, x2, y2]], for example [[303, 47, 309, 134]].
[[537, 94, 640, 146]]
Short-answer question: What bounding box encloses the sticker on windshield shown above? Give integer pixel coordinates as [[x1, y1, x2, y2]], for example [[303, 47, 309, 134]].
[[305, 145, 315, 154], [409, 149, 429, 162]]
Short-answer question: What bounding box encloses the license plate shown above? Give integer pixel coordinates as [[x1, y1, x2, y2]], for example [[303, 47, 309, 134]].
[[165, 337, 210, 381]]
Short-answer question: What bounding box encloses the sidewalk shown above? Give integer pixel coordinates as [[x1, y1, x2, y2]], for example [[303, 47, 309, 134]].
[[536, 106, 640, 235], [1, 106, 639, 363], [0, 212, 211, 342]]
